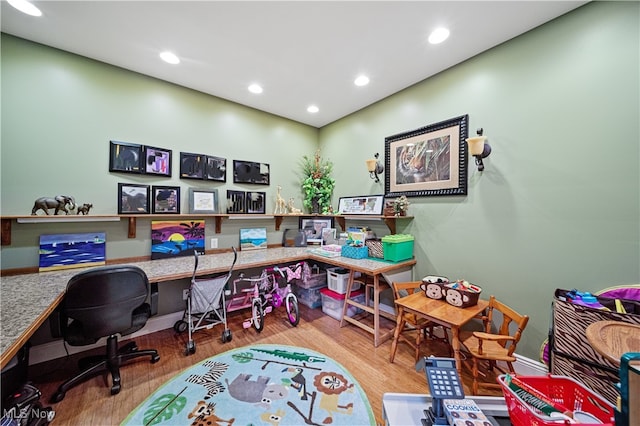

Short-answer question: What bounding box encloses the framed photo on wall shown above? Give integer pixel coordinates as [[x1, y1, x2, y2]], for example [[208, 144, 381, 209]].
[[109, 141, 143, 174], [385, 114, 468, 197], [205, 155, 227, 182], [246, 191, 266, 214], [337, 195, 385, 215], [151, 185, 180, 214], [180, 152, 205, 180], [118, 183, 150, 214], [226, 190, 246, 214], [233, 160, 270, 185], [144, 146, 172, 177], [188, 188, 218, 214]]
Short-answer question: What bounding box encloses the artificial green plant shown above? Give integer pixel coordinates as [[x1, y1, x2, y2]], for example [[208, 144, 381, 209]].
[[301, 149, 335, 214]]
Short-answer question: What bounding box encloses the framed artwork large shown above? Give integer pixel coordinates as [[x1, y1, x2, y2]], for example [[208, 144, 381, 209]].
[[109, 141, 143, 174], [299, 217, 334, 244], [233, 160, 270, 185], [39, 232, 106, 272], [385, 114, 469, 197], [188, 188, 218, 214], [152, 185, 180, 214], [118, 183, 150, 214], [151, 220, 205, 259], [144, 146, 172, 177]]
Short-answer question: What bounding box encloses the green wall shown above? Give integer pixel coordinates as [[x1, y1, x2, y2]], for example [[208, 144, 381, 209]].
[[1, 2, 638, 360]]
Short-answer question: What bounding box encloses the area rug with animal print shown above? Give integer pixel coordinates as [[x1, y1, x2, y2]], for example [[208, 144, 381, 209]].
[[121, 344, 375, 426]]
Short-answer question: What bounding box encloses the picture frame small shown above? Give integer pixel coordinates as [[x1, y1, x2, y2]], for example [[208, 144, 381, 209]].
[[180, 152, 205, 180], [188, 188, 218, 214], [118, 183, 150, 214], [110, 141, 143, 174], [144, 145, 172, 177], [152, 185, 180, 214], [337, 195, 385, 215], [226, 190, 246, 214], [239, 227, 267, 251], [205, 155, 227, 182], [299, 217, 335, 244], [246, 191, 266, 214]]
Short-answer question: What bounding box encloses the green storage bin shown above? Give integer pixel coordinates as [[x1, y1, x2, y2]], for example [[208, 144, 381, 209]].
[[382, 234, 414, 262]]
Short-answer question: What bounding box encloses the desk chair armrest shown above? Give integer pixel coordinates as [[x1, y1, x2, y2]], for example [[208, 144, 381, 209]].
[[472, 331, 516, 342], [150, 282, 159, 317]]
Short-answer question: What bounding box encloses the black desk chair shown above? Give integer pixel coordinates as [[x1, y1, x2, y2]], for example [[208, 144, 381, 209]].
[[50, 265, 160, 403]]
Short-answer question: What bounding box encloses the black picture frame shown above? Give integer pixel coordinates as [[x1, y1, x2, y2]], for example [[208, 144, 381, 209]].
[[109, 141, 143, 174], [337, 195, 385, 215], [118, 183, 150, 214], [299, 217, 335, 244], [205, 155, 227, 182], [226, 190, 246, 214], [233, 160, 270, 185], [180, 152, 205, 180], [246, 191, 266, 214], [144, 146, 172, 177], [385, 114, 469, 197], [151, 185, 180, 214]]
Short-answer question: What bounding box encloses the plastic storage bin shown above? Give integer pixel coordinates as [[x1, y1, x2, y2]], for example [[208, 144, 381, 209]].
[[382, 234, 415, 262], [341, 245, 369, 259], [293, 283, 326, 308], [320, 288, 365, 321], [326, 267, 361, 294]]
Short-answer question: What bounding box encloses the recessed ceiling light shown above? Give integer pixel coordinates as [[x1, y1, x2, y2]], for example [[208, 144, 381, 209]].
[[428, 27, 450, 44], [248, 84, 263, 94], [159, 51, 180, 65], [354, 75, 370, 87], [307, 105, 319, 114], [8, 0, 42, 16]]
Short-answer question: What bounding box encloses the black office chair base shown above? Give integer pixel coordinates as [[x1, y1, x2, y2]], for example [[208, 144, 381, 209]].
[[50, 335, 160, 403]]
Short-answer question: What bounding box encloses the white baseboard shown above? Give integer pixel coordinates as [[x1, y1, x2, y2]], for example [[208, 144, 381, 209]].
[[514, 353, 548, 376], [29, 312, 184, 366]]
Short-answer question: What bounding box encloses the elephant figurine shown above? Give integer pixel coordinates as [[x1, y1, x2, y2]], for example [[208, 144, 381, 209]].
[[31, 195, 76, 215], [76, 203, 93, 215]]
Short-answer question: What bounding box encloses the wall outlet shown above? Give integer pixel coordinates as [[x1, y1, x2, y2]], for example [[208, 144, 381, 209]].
[[210, 238, 218, 249], [182, 289, 189, 300]]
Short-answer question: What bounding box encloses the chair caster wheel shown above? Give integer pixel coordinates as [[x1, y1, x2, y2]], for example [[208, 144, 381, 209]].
[[151, 354, 160, 363], [50, 391, 65, 403], [110, 383, 121, 395]]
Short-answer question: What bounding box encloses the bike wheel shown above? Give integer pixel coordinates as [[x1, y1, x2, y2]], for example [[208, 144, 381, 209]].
[[285, 293, 300, 326], [252, 298, 264, 332]]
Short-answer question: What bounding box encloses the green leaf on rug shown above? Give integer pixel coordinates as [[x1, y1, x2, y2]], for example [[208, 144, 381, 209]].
[[143, 390, 188, 426]]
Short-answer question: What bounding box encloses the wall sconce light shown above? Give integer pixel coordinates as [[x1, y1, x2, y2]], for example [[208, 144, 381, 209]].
[[366, 153, 384, 183], [466, 128, 491, 171]]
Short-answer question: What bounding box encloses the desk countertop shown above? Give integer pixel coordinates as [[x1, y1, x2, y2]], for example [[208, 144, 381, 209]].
[[1, 247, 415, 368]]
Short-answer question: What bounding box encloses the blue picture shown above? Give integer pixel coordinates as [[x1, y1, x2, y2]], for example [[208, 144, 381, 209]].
[[39, 232, 106, 272], [240, 228, 267, 251]]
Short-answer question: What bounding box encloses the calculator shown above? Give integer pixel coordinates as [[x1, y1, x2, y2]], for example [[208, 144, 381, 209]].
[[422, 357, 464, 425], [425, 357, 464, 399]]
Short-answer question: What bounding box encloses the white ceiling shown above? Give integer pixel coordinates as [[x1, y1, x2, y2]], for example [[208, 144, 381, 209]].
[[1, 1, 587, 128]]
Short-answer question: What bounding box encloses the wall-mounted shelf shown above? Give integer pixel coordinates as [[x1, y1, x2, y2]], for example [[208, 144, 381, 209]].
[[1, 214, 412, 245]]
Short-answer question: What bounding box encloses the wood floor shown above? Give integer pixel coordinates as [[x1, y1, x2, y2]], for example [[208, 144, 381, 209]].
[[28, 303, 500, 425]]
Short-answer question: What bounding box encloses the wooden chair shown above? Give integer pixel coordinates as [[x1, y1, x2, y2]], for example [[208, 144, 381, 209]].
[[459, 295, 529, 395], [390, 281, 450, 363]]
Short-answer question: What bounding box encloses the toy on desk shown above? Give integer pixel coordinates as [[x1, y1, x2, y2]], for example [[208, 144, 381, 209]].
[[417, 356, 465, 425]]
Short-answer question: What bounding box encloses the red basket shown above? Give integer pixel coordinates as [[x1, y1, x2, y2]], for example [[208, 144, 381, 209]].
[[498, 374, 615, 426]]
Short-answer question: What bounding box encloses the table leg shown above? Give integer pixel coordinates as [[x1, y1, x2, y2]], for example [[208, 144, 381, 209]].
[[390, 306, 406, 363], [373, 274, 381, 346], [451, 326, 462, 373], [339, 269, 356, 328]]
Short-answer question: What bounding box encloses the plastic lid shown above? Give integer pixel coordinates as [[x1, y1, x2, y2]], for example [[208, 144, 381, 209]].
[[320, 287, 364, 300], [382, 234, 415, 243]]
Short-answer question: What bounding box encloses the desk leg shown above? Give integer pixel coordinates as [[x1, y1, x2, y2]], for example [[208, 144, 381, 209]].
[[373, 274, 381, 347], [451, 326, 462, 373], [390, 306, 406, 363], [339, 270, 356, 328]]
